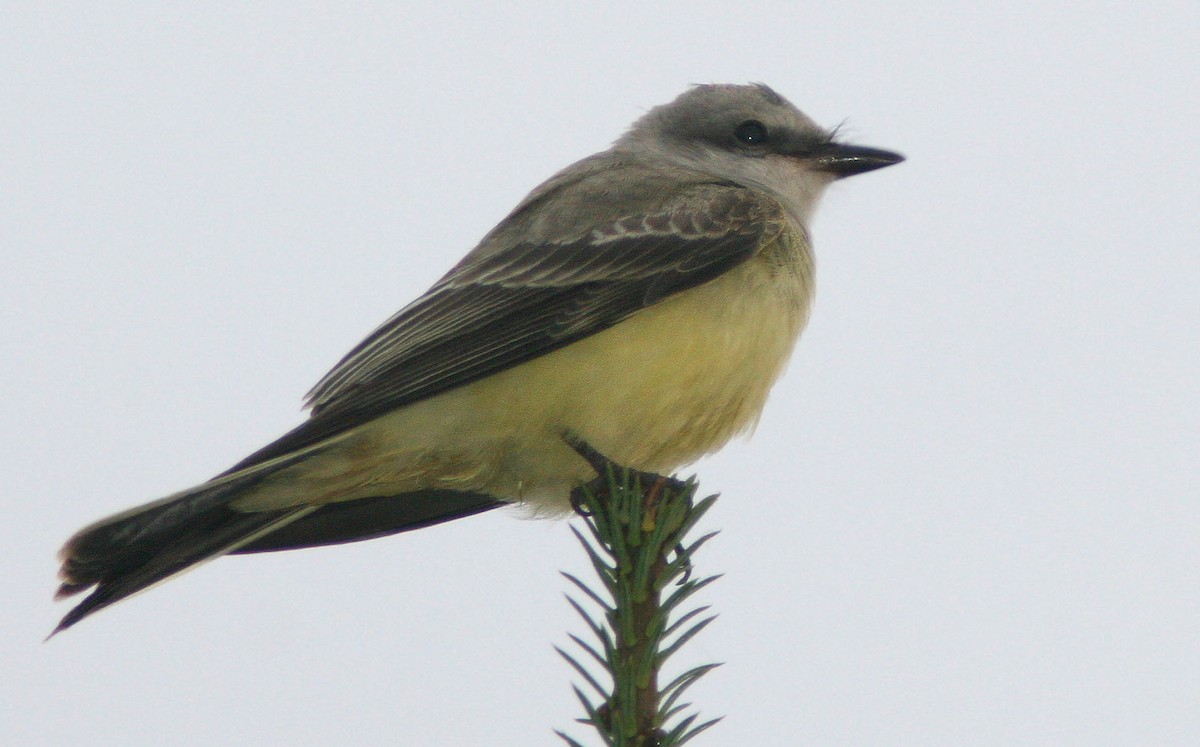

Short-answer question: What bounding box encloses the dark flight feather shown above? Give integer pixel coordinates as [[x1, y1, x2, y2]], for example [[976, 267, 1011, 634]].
[[224, 186, 782, 474]]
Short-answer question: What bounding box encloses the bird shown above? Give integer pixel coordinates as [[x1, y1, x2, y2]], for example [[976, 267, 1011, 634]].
[[52, 83, 902, 635]]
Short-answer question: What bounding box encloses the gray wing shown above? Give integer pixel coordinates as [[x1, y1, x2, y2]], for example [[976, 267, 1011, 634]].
[[224, 185, 786, 473]]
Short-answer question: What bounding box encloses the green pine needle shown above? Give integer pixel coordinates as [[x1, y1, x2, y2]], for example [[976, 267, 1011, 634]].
[[557, 465, 722, 746]]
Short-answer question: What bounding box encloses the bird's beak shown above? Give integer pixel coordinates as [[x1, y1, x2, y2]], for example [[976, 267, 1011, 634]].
[[813, 143, 905, 179]]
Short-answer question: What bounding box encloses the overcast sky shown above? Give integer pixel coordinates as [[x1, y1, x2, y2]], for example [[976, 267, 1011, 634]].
[[4, 3, 1198, 745]]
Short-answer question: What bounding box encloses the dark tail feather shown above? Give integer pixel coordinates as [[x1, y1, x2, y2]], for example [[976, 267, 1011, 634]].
[[51, 481, 313, 637], [232, 490, 504, 553], [53, 486, 503, 636]]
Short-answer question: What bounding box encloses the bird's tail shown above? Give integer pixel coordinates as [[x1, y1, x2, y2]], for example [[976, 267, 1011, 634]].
[[52, 445, 506, 637], [52, 472, 316, 637]]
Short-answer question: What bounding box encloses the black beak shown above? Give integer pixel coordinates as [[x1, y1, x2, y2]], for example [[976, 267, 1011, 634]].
[[813, 143, 905, 178]]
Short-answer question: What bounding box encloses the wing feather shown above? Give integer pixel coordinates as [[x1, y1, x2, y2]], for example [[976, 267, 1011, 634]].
[[223, 185, 786, 474]]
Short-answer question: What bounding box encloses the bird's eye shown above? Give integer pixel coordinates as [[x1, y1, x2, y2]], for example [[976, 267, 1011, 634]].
[[734, 120, 770, 145]]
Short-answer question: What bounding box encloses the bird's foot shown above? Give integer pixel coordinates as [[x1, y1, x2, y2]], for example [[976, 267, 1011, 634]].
[[563, 431, 690, 517], [562, 431, 695, 584]]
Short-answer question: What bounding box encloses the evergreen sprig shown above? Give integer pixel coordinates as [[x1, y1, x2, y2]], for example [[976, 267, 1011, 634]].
[[556, 466, 722, 746]]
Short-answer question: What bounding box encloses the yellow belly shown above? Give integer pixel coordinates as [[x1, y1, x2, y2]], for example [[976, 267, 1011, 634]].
[[234, 230, 814, 513]]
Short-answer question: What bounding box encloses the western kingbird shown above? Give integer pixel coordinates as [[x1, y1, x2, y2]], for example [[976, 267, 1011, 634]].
[[53, 83, 902, 634]]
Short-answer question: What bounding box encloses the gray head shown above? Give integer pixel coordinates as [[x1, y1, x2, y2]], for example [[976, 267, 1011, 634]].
[[615, 84, 902, 223]]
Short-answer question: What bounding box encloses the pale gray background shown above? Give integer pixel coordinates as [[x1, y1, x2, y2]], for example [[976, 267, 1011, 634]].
[[4, 3, 1198, 745]]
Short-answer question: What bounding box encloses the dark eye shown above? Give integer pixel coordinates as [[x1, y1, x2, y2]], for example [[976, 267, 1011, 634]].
[[734, 120, 770, 145]]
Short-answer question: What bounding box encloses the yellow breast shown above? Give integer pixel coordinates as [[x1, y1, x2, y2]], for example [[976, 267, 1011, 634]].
[[453, 224, 815, 506]]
